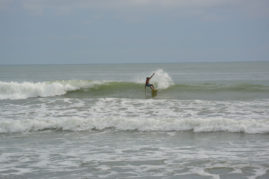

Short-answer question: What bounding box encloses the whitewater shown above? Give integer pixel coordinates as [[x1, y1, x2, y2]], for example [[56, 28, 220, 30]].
[[1, 63, 269, 178], [1, 98, 269, 134]]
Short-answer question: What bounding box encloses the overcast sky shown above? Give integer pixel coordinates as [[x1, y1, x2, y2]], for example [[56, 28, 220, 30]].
[[0, 0, 269, 64]]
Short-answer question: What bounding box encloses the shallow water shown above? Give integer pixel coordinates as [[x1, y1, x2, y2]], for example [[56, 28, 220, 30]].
[[1, 131, 268, 178]]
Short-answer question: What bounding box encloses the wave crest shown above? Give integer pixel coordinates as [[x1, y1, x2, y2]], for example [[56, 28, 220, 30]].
[[0, 80, 104, 100]]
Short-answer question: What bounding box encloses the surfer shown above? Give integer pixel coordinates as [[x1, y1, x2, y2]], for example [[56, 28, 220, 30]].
[[145, 73, 155, 90]]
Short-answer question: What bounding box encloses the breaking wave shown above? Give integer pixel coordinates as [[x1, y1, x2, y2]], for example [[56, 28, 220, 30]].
[[0, 69, 174, 100], [0, 113, 268, 134], [1, 81, 269, 100], [0, 80, 105, 100], [1, 97, 269, 134], [0, 68, 268, 100]]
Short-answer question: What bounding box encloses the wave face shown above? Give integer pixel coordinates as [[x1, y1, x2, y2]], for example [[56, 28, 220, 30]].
[[1, 98, 269, 134]]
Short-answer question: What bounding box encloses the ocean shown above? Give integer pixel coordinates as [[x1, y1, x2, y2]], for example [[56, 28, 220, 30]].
[[0, 62, 269, 179]]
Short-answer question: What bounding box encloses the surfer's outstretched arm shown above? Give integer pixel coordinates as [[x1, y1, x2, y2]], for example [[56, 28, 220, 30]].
[[150, 73, 155, 79]]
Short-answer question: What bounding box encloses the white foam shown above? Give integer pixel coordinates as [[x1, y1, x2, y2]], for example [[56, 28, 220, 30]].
[[0, 80, 104, 100], [249, 167, 268, 179], [0, 98, 269, 134]]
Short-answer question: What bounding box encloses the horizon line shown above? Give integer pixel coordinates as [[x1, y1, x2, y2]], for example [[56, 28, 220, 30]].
[[1, 60, 268, 66]]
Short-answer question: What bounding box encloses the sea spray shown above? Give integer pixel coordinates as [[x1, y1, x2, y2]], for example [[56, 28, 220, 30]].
[[150, 69, 174, 90], [136, 69, 174, 90]]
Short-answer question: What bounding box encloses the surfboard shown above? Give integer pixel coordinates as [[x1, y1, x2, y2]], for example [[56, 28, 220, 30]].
[[145, 88, 157, 98], [152, 89, 158, 97]]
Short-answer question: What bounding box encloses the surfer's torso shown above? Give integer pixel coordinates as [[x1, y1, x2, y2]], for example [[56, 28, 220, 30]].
[[145, 77, 152, 87]]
